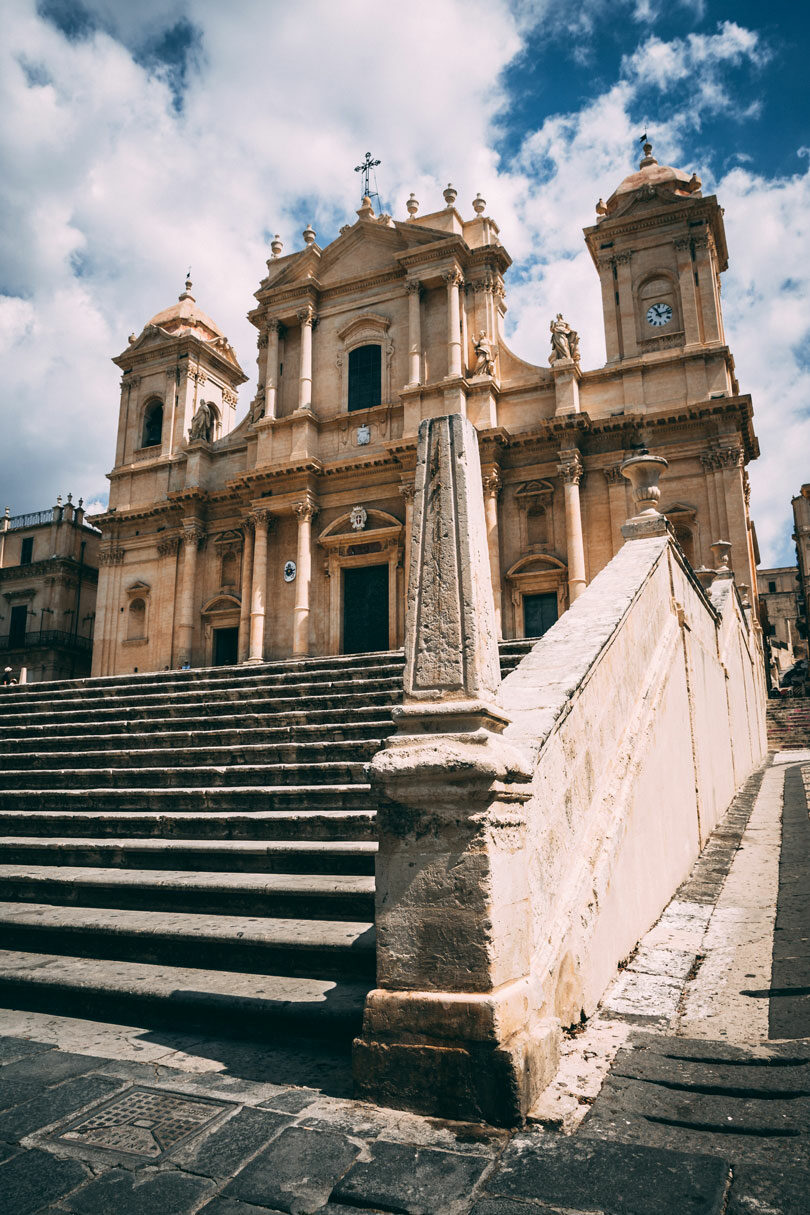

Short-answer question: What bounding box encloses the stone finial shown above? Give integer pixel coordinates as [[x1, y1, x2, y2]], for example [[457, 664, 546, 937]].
[[3, 506, 9, 519], [595, 198, 607, 216], [270, 234, 283, 258], [128, 333, 136, 344], [179, 276, 194, 301], [640, 141, 657, 168], [56, 494, 62, 506], [406, 192, 419, 218], [78, 498, 83, 509], [694, 566, 716, 592], [710, 539, 733, 579], [404, 413, 500, 704], [302, 223, 316, 246], [357, 195, 375, 220], [443, 183, 458, 208], [620, 451, 669, 540], [472, 193, 486, 215]]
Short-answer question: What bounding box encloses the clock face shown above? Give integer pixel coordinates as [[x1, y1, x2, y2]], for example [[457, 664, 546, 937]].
[[646, 302, 673, 327]]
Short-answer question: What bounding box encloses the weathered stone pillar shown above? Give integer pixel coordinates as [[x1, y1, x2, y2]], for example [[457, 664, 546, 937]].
[[444, 269, 463, 378], [293, 497, 318, 656], [406, 279, 422, 385], [156, 536, 180, 670], [248, 509, 271, 663], [177, 521, 205, 667], [297, 306, 316, 412], [238, 518, 254, 662], [354, 413, 558, 1127], [557, 450, 587, 601], [264, 320, 280, 419], [482, 467, 503, 636]]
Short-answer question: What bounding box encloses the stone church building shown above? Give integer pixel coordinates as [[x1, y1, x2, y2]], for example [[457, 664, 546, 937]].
[[91, 143, 760, 675]]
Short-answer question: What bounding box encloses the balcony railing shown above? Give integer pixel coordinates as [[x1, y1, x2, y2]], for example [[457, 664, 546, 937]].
[[5, 511, 53, 530], [0, 630, 92, 654]]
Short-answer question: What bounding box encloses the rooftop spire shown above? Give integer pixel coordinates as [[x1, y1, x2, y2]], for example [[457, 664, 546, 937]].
[[639, 140, 658, 169], [179, 269, 194, 302]]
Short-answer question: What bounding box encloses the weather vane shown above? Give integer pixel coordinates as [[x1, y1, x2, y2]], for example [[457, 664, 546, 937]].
[[355, 152, 381, 199]]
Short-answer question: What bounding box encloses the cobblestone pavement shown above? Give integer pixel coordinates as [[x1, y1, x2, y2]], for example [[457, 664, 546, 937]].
[[0, 752, 808, 1214]]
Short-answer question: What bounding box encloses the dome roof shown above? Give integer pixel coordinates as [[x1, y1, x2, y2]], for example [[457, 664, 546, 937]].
[[146, 279, 225, 341], [600, 143, 701, 218]]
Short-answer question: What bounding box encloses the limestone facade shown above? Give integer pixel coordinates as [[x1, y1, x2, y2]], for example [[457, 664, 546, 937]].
[[91, 145, 760, 674], [0, 498, 99, 682], [757, 565, 804, 681], [792, 486, 810, 674]]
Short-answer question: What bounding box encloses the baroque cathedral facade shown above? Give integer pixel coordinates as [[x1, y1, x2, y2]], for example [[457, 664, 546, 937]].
[[91, 144, 760, 676]]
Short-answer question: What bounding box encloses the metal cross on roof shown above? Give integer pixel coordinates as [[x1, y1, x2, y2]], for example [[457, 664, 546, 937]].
[[355, 152, 381, 199]]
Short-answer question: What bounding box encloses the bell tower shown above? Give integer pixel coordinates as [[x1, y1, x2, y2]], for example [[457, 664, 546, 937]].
[[584, 143, 729, 365]]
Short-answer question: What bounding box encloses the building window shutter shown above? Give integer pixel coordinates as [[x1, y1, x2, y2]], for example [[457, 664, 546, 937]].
[[348, 344, 381, 413]]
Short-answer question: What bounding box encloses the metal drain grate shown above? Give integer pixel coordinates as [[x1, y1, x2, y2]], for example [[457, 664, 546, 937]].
[[50, 1086, 228, 1158]]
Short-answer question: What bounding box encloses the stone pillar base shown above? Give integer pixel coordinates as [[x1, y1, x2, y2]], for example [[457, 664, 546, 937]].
[[353, 983, 560, 1127]]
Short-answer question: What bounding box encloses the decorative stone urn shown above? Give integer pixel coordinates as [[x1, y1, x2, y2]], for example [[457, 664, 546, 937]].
[[710, 539, 734, 579], [619, 452, 669, 540]]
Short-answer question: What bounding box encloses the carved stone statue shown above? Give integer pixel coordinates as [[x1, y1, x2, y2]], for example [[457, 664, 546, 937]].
[[472, 331, 496, 377], [190, 400, 214, 442], [549, 314, 580, 364]]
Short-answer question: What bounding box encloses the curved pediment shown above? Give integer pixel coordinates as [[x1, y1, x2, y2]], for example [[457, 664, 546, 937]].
[[506, 554, 566, 579], [319, 508, 402, 543], [201, 593, 241, 614]]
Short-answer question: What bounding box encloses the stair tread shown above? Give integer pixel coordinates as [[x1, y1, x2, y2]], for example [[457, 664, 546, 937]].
[[0, 901, 374, 947], [0, 865, 375, 894], [0, 836, 377, 854], [0, 782, 371, 794], [0, 949, 370, 1011]]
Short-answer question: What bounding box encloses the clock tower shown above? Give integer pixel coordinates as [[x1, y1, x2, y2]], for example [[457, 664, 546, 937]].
[[585, 142, 729, 365]]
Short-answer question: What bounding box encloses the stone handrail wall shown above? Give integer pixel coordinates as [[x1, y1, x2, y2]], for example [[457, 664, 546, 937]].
[[501, 534, 767, 1024]]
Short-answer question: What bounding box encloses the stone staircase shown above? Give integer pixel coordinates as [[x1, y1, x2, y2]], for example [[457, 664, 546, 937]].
[[766, 694, 810, 750], [0, 641, 533, 1042]]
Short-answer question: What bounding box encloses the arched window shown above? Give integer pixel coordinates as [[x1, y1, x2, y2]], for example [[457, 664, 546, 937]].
[[141, 400, 163, 448], [348, 344, 381, 412], [127, 598, 146, 640]]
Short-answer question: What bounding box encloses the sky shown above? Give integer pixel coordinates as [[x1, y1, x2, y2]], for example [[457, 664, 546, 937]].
[[0, 0, 808, 565]]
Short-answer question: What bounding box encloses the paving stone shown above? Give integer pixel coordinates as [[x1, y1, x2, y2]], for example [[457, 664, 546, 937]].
[[220, 1125, 360, 1214], [0, 1147, 89, 1215], [484, 1134, 730, 1215], [470, 1200, 603, 1214], [170, 1106, 291, 1178], [0, 1036, 54, 1066], [198, 1200, 287, 1215], [61, 1165, 215, 1214], [726, 1161, 810, 1214], [333, 1138, 491, 1214], [0, 1050, 103, 1113], [257, 1087, 321, 1114], [0, 1139, 20, 1163], [0, 1074, 124, 1142]]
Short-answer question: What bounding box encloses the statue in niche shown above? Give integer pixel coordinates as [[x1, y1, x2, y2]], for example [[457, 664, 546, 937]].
[[549, 314, 580, 364], [472, 331, 496, 377], [190, 400, 214, 442]]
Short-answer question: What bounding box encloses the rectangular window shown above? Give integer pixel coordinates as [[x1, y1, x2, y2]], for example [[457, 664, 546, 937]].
[[348, 344, 381, 413], [768, 581, 777, 594], [9, 605, 27, 647], [20, 537, 33, 564]]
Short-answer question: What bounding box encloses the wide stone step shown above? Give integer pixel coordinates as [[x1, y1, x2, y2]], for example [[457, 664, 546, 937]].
[[0, 785, 375, 813], [0, 706, 396, 739], [0, 836, 376, 874], [0, 720, 393, 752], [0, 865, 376, 920], [0, 673, 403, 716], [0, 808, 377, 840], [0, 761, 369, 790], [5, 739, 384, 770], [0, 689, 400, 729], [0, 904, 375, 979], [0, 949, 370, 1037]]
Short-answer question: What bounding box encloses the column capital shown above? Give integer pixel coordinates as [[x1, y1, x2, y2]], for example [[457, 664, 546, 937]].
[[182, 523, 206, 548], [603, 464, 625, 485], [157, 536, 181, 558], [482, 468, 502, 498], [267, 317, 282, 334], [405, 278, 422, 295], [399, 480, 416, 503], [443, 268, 463, 288], [297, 305, 317, 327], [99, 545, 126, 566], [257, 333, 269, 349], [293, 496, 319, 524], [557, 450, 583, 486], [249, 507, 273, 529]]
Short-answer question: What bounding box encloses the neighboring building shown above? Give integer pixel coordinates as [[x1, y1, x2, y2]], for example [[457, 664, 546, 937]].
[[0, 497, 100, 682], [792, 485, 810, 674], [91, 143, 761, 676], [757, 565, 804, 682]]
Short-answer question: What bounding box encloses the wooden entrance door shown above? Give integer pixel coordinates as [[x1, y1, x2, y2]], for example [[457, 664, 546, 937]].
[[343, 565, 389, 653], [523, 592, 558, 638]]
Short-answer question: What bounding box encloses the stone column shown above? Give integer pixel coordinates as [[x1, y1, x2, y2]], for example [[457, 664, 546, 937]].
[[674, 237, 701, 345], [557, 450, 587, 602], [355, 413, 558, 1127], [292, 497, 318, 655], [248, 509, 271, 663], [297, 306, 316, 412], [406, 279, 422, 385], [176, 522, 205, 667], [156, 536, 180, 670], [264, 320, 280, 419], [614, 252, 637, 359], [482, 467, 503, 636], [444, 269, 463, 378], [238, 518, 254, 662]]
